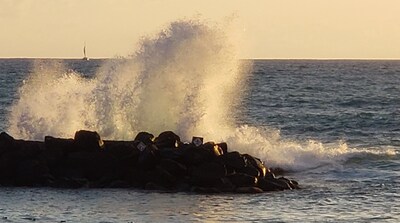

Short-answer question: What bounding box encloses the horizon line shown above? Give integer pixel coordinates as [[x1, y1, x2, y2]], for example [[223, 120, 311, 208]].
[[1, 57, 400, 61]]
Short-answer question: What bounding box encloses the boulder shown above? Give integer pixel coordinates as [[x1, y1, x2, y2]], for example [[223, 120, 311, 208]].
[[134, 132, 154, 145], [201, 142, 223, 157], [227, 173, 258, 187], [157, 158, 187, 178], [217, 142, 228, 154], [180, 145, 215, 166], [218, 151, 247, 172], [242, 154, 268, 178], [0, 132, 16, 155], [74, 130, 104, 152], [154, 131, 180, 149], [137, 144, 159, 170]]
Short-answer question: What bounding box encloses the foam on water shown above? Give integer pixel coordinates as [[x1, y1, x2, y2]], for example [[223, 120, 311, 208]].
[[6, 19, 397, 171]]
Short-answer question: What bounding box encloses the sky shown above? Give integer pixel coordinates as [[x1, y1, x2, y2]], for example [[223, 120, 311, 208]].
[[1, 0, 400, 59]]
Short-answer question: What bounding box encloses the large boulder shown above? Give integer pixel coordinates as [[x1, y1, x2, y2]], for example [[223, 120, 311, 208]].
[[218, 151, 247, 174], [154, 131, 180, 149], [74, 130, 104, 152], [242, 154, 268, 178], [228, 173, 258, 188], [134, 132, 154, 145], [0, 132, 16, 156]]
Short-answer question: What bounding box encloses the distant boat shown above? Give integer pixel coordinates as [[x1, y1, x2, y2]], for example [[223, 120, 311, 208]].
[[82, 42, 89, 61]]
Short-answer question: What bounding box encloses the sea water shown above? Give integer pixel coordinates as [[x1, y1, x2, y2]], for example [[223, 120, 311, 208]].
[[0, 20, 399, 222]]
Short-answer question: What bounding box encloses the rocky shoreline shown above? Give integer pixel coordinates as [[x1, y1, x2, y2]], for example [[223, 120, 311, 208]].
[[0, 130, 299, 193]]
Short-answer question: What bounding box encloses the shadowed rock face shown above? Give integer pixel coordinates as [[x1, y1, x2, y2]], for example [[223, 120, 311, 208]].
[[0, 130, 299, 193]]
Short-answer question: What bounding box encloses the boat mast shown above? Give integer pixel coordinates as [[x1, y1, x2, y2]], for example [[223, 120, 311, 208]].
[[83, 42, 87, 58]]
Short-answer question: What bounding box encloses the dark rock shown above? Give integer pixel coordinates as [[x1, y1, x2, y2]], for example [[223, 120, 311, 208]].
[[180, 145, 214, 166], [158, 147, 184, 160], [257, 177, 292, 191], [242, 154, 268, 178], [157, 158, 187, 178], [270, 167, 286, 176], [201, 142, 223, 157], [155, 166, 177, 187], [154, 131, 180, 149], [190, 161, 227, 186], [228, 173, 258, 187], [44, 136, 75, 167], [59, 151, 115, 181], [0, 132, 16, 155], [278, 177, 300, 189], [137, 144, 159, 170], [217, 142, 228, 154], [103, 140, 140, 178], [134, 132, 154, 145], [74, 130, 104, 152], [218, 151, 247, 170], [103, 140, 140, 164], [237, 165, 260, 177], [14, 158, 50, 186]]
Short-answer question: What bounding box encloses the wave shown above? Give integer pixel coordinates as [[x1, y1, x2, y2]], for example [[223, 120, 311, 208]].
[[6, 19, 398, 171]]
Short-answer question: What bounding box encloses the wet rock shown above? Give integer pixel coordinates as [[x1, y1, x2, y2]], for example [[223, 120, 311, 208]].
[[242, 154, 268, 178], [180, 145, 214, 166], [257, 177, 292, 191], [191, 161, 227, 186], [134, 132, 154, 145], [74, 130, 104, 152], [154, 131, 180, 149], [228, 173, 258, 187], [0, 132, 16, 155], [14, 158, 50, 186], [237, 165, 260, 178], [219, 151, 247, 171], [137, 144, 159, 170], [157, 158, 187, 178], [217, 142, 228, 154], [278, 177, 300, 189], [44, 136, 75, 167], [201, 142, 223, 157], [270, 167, 286, 176]]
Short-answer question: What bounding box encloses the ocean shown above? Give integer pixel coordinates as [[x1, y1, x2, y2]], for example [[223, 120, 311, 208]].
[[0, 58, 399, 222], [0, 22, 399, 223]]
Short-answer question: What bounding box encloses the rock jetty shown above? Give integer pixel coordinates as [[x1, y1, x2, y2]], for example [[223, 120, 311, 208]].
[[0, 130, 299, 193]]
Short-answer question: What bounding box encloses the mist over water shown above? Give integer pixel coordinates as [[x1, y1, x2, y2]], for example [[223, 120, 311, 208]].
[[6, 20, 397, 171]]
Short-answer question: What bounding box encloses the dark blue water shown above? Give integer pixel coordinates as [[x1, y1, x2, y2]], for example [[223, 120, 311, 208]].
[[0, 59, 399, 222]]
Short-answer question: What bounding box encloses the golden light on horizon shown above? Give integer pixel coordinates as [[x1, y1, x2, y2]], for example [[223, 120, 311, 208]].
[[1, 0, 400, 59]]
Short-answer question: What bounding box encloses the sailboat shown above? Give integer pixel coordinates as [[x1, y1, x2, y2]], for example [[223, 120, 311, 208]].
[[82, 42, 89, 61]]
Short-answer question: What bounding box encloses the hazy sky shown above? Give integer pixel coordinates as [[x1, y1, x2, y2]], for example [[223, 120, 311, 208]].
[[1, 0, 400, 59]]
